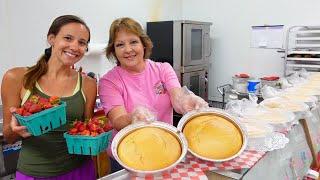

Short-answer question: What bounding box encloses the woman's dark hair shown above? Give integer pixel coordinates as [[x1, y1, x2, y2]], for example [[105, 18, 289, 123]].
[[23, 15, 91, 90], [106, 17, 153, 65]]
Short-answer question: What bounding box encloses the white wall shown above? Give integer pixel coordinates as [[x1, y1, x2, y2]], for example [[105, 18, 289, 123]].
[[0, 0, 182, 103], [182, 0, 320, 101], [2, 0, 320, 103]]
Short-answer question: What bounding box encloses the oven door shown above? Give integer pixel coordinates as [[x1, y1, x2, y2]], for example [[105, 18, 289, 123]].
[[182, 24, 211, 66], [182, 70, 207, 101]]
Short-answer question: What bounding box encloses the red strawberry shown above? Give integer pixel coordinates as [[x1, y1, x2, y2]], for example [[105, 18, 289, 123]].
[[80, 130, 90, 136], [23, 101, 33, 112], [97, 128, 104, 134], [90, 132, 99, 137], [49, 96, 60, 105], [88, 123, 98, 132], [103, 123, 112, 132], [77, 124, 86, 132], [43, 102, 53, 109], [68, 128, 78, 135], [15, 108, 25, 116], [23, 111, 32, 116], [29, 104, 42, 113]]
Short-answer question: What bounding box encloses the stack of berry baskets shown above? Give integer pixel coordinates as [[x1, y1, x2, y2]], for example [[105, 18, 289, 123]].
[[64, 118, 113, 156], [14, 95, 66, 136]]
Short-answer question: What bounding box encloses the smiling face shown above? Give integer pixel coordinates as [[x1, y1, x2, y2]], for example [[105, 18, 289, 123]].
[[48, 22, 89, 66], [114, 29, 146, 73]]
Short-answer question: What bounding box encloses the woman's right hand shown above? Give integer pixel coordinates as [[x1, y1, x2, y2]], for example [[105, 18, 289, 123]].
[[10, 107, 31, 138]]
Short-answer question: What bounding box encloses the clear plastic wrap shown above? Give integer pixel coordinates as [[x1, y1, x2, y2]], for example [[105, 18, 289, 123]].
[[260, 97, 309, 113], [241, 121, 289, 152], [172, 86, 209, 115], [280, 77, 293, 89], [240, 107, 296, 132], [247, 131, 289, 152], [286, 71, 307, 85], [279, 88, 318, 108], [225, 98, 258, 117], [131, 106, 157, 124], [261, 85, 282, 99]]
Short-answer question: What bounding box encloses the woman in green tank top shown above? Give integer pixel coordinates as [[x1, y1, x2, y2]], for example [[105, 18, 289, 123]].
[[1, 15, 97, 179]]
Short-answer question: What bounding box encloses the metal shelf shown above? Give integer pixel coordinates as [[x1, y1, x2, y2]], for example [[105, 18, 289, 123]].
[[287, 57, 320, 61], [285, 26, 320, 75], [286, 64, 320, 68], [288, 50, 320, 55]]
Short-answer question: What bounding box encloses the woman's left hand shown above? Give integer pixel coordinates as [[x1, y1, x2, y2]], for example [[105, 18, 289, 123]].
[[171, 86, 209, 114], [181, 94, 209, 113], [10, 107, 32, 138]]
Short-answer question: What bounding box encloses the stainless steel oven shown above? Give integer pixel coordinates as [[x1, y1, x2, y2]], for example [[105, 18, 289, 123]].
[[181, 67, 208, 101], [182, 23, 211, 67], [147, 20, 212, 72]]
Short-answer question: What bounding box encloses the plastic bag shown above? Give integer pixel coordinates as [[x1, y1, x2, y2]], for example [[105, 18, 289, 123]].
[[261, 85, 281, 99], [225, 98, 258, 117], [280, 78, 293, 89], [286, 72, 307, 85]]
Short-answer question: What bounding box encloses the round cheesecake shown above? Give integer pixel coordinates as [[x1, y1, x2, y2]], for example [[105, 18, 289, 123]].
[[117, 127, 181, 171], [183, 114, 243, 160]]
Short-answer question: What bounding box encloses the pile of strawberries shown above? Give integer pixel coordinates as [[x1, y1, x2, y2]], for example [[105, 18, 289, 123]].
[[15, 95, 60, 116], [68, 118, 112, 137]]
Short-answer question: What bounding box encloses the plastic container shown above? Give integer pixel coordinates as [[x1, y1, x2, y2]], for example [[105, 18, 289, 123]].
[[64, 131, 112, 156], [247, 80, 260, 93], [232, 76, 250, 93], [14, 102, 67, 136]]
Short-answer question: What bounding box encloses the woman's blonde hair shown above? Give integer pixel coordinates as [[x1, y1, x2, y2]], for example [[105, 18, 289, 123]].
[[106, 17, 153, 65]]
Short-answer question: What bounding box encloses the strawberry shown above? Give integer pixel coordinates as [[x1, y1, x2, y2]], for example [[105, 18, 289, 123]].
[[23, 101, 33, 112], [38, 97, 49, 107], [23, 111, 32, 116], [90, 132, 99, 137], [80, 129, 90, 136], [15, 108, 25, 116], [68, 128, 78, 135], [49, 96, 60, 105], [29, 95, 40, 104], [97, 128, 104, 134], [43, 102, 53, 109], [103, 123, 112, 132], [88, 123, 98, 132], [77, 124, 86, 132], [29, 104, 42, 113]]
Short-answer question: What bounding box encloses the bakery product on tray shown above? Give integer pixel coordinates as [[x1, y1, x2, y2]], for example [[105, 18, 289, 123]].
[[117, 127, 181, 171], [183, 114, 243, 160]]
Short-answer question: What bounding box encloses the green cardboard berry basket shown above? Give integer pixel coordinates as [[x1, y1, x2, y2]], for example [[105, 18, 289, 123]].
[[14, 101, 67, 136], [64, 130, 112, 156]]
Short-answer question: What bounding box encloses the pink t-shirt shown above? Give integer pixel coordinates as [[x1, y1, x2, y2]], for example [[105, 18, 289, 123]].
[[98, 59, 181, 125]]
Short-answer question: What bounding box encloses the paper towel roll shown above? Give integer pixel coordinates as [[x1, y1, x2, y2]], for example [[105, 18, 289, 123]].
[[86, 43, 107, 55]]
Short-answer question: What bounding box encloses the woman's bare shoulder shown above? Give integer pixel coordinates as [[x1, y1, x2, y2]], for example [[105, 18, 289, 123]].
[[2, 67, 28, 81]]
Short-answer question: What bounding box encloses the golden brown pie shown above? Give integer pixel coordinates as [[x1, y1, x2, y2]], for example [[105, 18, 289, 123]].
[[117, 127, 181, 171], [183, 114, 243, 160]]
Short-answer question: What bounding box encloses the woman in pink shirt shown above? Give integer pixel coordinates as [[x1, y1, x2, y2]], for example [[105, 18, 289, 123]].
[[98, 17, 208, 172]]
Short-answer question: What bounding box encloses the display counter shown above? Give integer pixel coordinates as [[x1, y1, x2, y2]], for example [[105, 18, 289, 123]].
[[99, 106, 320, 180]]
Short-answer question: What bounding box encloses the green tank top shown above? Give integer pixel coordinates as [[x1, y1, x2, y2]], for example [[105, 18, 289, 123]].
[[17, 75, 90, 177]]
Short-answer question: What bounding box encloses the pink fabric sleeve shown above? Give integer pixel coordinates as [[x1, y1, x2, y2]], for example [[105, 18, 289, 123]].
[[160, 62, 181, 91], [98, 73, 124, 115]]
